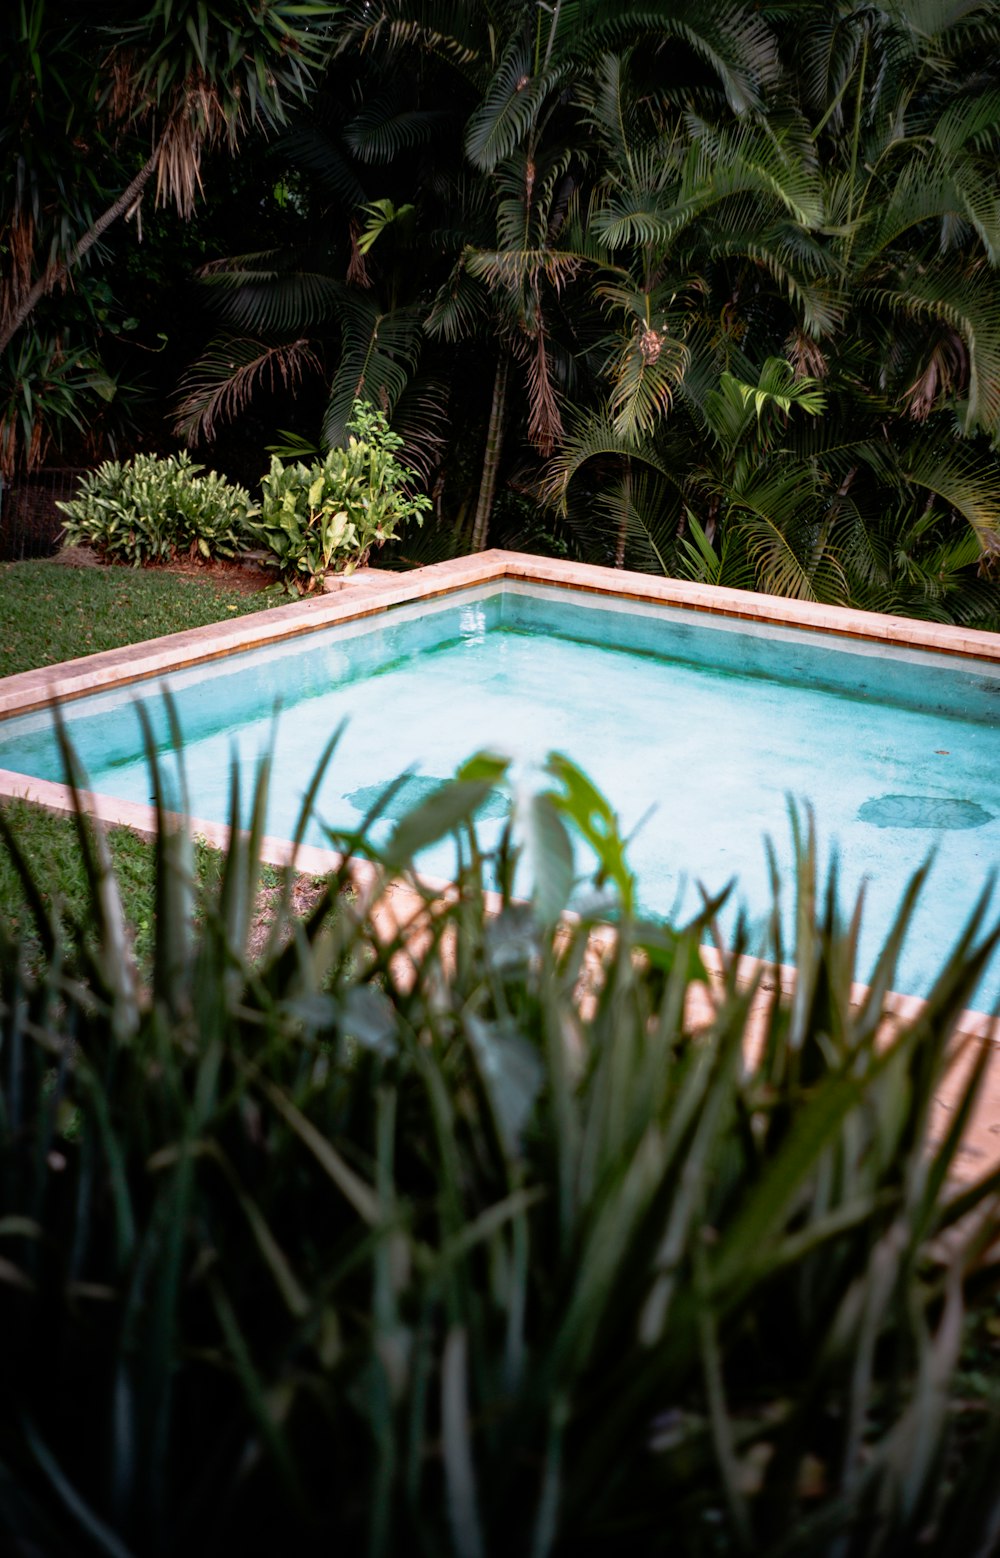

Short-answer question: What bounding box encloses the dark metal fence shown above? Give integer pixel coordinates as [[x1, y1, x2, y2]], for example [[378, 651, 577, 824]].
[[0, 468, 87, 560]]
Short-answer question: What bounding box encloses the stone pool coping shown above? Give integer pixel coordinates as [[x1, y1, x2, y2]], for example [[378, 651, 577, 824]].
[[0, 550, 997, 1171]]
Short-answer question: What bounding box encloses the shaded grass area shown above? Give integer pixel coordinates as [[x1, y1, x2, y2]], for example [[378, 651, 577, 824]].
[[0, 562, 313, 969], [0, 799, 316, 975], [0, 559, 284, 678], [0, 800, 221, 971]]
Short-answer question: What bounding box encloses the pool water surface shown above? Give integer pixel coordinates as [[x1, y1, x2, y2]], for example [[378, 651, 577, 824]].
[[2, 580, 998, 1005]]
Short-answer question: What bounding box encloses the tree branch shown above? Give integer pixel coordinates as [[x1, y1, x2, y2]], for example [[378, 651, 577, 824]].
[[0, 153, 158, 355]]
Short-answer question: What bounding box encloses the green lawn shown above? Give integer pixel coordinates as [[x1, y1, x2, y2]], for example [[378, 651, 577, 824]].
[[0, 558, 284, 679], [0, 558, 289, 948], [0, 798, 290, 975], [0, 800, 195, 970]]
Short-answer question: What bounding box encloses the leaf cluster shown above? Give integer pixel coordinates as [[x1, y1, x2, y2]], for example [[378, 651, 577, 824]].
[[56, 451, 256, 565], [252, 398, 431, 590]]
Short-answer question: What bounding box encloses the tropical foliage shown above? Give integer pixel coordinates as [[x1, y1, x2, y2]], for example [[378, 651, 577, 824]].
[[57, 452, 255, 565], [253, 400, 431, 589], [0, 0, 341, 480], [4, 1, 1000, 622], [0, 734, 999, 1555]]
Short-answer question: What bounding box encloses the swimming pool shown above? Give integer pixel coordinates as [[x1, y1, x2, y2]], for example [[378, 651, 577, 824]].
[[1, 554, 999, 1006]]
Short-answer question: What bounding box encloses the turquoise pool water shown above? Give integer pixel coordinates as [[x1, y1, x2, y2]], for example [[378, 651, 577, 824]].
[[2, 581, 999, 1004]]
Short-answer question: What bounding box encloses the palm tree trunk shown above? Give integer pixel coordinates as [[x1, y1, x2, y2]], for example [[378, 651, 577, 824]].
[[0, 154, 158, 356], [471, 352, 508, 553], [614, 457, 632, 568]]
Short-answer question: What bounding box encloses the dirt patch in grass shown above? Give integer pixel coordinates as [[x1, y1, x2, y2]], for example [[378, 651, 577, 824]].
[[50, 546, 277, 596], [245, 872, 330, 963], [156, 555, 277, 596]]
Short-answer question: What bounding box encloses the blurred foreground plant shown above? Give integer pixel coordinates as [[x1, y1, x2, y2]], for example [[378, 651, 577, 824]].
[[0, 729, 999, 1557]]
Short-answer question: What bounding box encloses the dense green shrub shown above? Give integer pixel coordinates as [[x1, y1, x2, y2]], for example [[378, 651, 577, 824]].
[[57, 451, 255, 565], [0, 734, 998, 1557], [252, 400, 431, 591]]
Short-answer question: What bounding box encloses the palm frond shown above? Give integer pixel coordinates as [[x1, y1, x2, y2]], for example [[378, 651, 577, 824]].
[[682, 118, 826, 230], [336, 0, 483, 72], [862, 153, 1000, 268], [603, 0, 781, 114], [730, 468, 848, 604], [592, 467, 680, 574], [198, 262, 342, 336], [464, 39, 568, 172], [277, 126, 367, 207], [708, 227, 844, 336], [385, 373, 451, 481], [899, 439, 1000, 553], [465, 247, 584, 298], [321, 299, 424, 448], [173, 336, 322, 445], [344, 99, 454, 163], [424, 262, 490, 343], [865, 266, 1000, 432], [930, 88, 1000, 158], [607, 324, 689, 441], [489, 147, 576, 255], [676, 508, 756, 591], [574, 49, 638, 164], [516, 316, 564, 457], [703, 358, 825, 454], [540, 411, 676, 512]]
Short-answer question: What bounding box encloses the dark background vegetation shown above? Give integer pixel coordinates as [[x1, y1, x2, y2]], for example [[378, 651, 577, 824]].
[[3, 0, 1000, 604]]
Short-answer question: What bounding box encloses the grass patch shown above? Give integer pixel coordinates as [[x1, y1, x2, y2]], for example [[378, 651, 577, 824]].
[[0, 800, 225, 972], [0, 799, 331, 974], [0, 559, 284, 678]]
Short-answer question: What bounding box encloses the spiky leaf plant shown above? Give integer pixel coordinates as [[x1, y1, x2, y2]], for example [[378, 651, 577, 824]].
[[0, 728, 999, 1557]]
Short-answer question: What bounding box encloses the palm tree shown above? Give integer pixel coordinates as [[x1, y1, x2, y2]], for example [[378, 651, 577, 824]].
[[169, 47, 462, 484], [341, 0, 791, 549], [543, 2, 1000, 618]]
